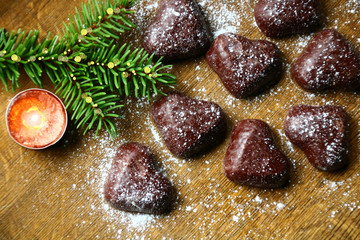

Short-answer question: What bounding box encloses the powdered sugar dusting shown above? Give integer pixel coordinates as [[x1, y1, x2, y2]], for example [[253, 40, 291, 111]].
[[199, 0, 246, 37]]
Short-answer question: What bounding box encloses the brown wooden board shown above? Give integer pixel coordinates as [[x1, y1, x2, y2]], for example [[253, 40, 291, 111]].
[[1, 0, 360, 239]]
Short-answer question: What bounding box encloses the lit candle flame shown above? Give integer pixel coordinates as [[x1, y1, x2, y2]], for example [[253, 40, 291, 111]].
[[22, 106, 45, 129]]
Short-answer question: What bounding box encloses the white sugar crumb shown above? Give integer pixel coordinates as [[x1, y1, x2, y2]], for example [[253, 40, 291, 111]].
[[254, 195, 263, 203], [330, 210, 337, 218], [232, 215, 240, 222], [185, 206, 193, 211], [276, 203, 286, 210]]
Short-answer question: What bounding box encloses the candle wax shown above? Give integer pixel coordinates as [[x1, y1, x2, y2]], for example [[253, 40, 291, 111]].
[[6, 89, 67, 149]]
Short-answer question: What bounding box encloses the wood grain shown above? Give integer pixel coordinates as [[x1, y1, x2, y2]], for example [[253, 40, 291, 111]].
[[1, 0, 360, 239]]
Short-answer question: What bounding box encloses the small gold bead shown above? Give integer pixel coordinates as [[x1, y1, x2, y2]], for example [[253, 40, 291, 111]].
[[85, 97, 92, 103], [106, 8, 114, 15], [108, 62, 115, 69], [11, 54, 19, 62], [74, 56, 82, 62], [144, 66, 151, 74], [81, 29, 88, 36]]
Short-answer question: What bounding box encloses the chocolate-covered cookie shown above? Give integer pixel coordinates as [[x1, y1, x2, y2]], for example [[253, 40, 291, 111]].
[[284, 105, 349, 171], [291, 29, 360, 91], [104, 142, 175, 214], [151, 92, 227, 158], [224, 119, 290, 188], [254, 0, 321, 38], [206, 33, 282, 98], [143, 0, 211, 61]]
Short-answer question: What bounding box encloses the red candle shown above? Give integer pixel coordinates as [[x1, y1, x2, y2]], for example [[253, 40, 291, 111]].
[[5, 89, 67, 149]]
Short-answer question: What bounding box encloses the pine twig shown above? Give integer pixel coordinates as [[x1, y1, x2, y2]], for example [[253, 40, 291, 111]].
[[0, 0, 177, 138]]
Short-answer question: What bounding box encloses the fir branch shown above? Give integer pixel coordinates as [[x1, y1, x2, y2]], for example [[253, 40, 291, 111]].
[[0, 0, 177, 138], [84, 43, 176, 97], [0, 29, 69, 90], [55, 70, 122, 138], [63, 0, 138, 48]]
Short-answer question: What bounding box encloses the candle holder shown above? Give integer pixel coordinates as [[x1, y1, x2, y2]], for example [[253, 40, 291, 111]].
[[5, 88, 68, 150]]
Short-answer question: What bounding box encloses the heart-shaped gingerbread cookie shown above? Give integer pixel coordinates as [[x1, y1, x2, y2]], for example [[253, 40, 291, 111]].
[[206, 33, 283, 98], [143, 0, 211, 61], [151, 92, 227, 158], [224, 119, 290, 188], [104, 142, 175, 214], [284, 105, 349, 171], [291, 29, 360, 91], [254, 0, 321, 38]]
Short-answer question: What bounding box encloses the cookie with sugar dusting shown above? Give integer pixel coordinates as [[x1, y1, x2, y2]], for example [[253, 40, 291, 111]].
[[224, 119, 291, 188], [284, 105, 349, 171], [104, 142, 176, 214], [254, 0, 322, 38], [206, 32, 283, 98], [291, 29, 360, 92], [151, 92, 227, 158], [143, 0, 211, 61]]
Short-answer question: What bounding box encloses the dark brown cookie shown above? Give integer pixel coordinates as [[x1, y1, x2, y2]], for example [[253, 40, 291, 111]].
[[151, 92, 227, 158], [206, 33, 282, 98], [104, 142, 175, 214], [291, 29, 360, 92], [143, 0, 211, 61], [254, 0, 321, 38], [224, 119, 290, 188], [284, 105, 349, 171]]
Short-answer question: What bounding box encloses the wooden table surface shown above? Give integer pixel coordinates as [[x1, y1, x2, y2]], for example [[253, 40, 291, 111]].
[[1, 0, 360, 239]]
